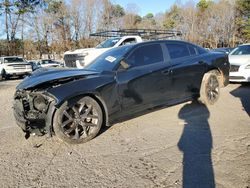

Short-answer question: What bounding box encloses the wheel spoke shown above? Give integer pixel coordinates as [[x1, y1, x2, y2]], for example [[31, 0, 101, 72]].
[[79, 120, 97, 128], [61, 119, 73, 128], [64, 126, 75, 134], [72, 106, 80, 117], [82, 126, 88, 138], [73, 127, 80, 139], [78, 103, 85, 114], [85, 122, 97, 127], [85, 105, 92, 115], [63, 111, 73, 120], [87, 114, 99, 119]]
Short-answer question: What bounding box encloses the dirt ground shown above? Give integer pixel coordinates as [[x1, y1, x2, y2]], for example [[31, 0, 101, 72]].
[[0, 79, 249, 188]]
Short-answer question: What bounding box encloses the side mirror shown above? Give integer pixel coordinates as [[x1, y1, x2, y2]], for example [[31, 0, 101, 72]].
[[120, 60, 130, 70]]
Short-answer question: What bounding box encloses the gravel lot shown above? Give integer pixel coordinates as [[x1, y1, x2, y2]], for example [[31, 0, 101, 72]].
[[0, 79, 249, 188]]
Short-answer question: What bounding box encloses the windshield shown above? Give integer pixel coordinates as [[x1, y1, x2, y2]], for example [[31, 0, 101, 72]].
[[230, 45, 250, 55], [85, 45, 133, 71], [96, 37, 121, 48], [41, 60, 59, 64], [4, 57, 25, 63]]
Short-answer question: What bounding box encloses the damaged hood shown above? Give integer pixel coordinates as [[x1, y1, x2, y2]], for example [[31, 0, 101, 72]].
[[17, 68, 99, 90]]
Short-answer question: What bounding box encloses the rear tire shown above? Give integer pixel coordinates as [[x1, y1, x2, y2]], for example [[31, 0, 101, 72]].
[[53, 96, 103, 144], [199, 70, 220, 105]]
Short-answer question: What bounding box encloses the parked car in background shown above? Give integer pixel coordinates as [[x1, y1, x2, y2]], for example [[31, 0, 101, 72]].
[[229, 44, 250, 82], [64, 36, 143, 69], [13, 40, 229, 144], [37, 59, 63, 68], [0, 56, 32, 80], [29, 59, 63, 71], [211, 47, 234, 54], [28, 60, 39, 71]]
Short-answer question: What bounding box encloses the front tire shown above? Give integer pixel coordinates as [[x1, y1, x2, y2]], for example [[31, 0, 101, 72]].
[[53, 96, 103, 144], [199, 70, 220, 105], [1, 69, 8, 80]]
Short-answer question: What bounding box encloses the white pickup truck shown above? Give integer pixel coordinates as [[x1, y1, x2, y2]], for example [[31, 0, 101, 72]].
[[0, 56, 32, 80], [64, 36, 143, 68]]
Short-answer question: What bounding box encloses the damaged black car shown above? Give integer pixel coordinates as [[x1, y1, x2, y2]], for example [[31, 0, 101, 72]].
[[13, 40, 230, 144]]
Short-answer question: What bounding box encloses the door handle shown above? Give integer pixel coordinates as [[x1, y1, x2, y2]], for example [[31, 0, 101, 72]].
[[161, 69, 171, 75]]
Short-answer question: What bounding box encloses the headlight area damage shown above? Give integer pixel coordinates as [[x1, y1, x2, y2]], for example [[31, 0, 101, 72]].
[[13, 68, 98, 139], [13, 89, 56, 139]]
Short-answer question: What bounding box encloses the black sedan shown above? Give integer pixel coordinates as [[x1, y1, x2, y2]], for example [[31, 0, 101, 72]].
[[13, 40, 230, 144]]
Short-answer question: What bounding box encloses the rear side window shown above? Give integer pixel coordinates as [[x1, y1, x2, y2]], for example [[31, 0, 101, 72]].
[[188, 45, 197, 56], [165, 43, 190, 59], [197, 47, 207, 54], [126, 44, 164, 67]]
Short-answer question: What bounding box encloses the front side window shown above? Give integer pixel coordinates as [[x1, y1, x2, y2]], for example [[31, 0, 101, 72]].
[[86, 45, 133, 71], [126, 44, 164, 67]]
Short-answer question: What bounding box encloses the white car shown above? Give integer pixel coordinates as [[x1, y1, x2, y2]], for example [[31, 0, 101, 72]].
[[30, 59, 63, 70], [37, 59, 63, 68], [229, 44, 250, 82], [64, 36, 143, 68], [0, 56, 32, 79]]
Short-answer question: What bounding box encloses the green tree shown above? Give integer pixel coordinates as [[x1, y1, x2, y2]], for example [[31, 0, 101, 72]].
[[196, 0, 211, 11], [111, 4, 125, 18], [236, 0, 250, 42], [164, 4, 181, 29]]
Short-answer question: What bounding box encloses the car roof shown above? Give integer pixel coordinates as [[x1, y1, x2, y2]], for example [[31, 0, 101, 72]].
[[132, 39, 203, 49], [239, 43, 250, 46]]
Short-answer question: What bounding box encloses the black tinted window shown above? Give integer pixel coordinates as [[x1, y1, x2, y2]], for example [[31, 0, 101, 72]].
[[126, 44, 164, 67], [188, 45, 197, 56], [86, 45, 133, 71], [197, 47, 207, 54], [165, 43, 190, 59]]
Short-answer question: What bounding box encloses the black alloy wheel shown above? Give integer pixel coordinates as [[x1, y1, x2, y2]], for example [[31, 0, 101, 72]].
[[53, 96, 103, 144], [205, 74, 219, 103], [199, 70, 220, 105]]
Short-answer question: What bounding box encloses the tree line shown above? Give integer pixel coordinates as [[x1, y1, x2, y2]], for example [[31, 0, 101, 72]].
[[0, 0, 249, 59]]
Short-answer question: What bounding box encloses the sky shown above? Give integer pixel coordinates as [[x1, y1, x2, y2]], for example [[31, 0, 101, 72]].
[[111, 0, 198, 16]]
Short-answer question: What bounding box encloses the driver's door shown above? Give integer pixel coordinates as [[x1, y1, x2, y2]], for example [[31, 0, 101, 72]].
[[115, 43, 172, 115]]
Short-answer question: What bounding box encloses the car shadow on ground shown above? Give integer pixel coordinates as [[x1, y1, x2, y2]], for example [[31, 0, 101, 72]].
[[178, 101, 215, 188], [230, 83, 250, 116]]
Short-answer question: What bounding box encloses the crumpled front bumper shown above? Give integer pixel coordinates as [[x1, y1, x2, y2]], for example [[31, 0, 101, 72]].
[[13, 99, 27, 132], [13, 90, 56, 138]]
